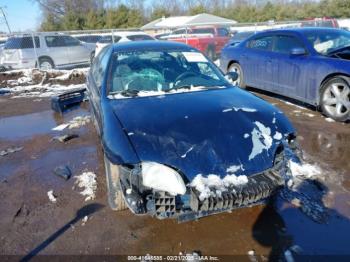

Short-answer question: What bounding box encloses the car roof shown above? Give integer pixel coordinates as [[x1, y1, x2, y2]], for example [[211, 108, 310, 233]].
[[258, 27, 344, 35], [109, 31, 149, 37], [111, 40, 196, 52]]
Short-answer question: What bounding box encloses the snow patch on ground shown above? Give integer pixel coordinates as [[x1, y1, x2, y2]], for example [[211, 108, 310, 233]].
[[289, 160, 322, 179], [325, 117, 335, 122], [2, 68, 88, 98], [47, 190, 57, 203], [74, 172, 97, 201], [190, 173, 248, 201], [10, 83, 86, 98], [52, 115, 91, 131], [249, 121, 273, 160]]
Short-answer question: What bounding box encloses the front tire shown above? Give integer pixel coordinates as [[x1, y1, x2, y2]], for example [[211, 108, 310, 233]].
[[228, 62, 245, 88], [104, 154, 127, 211], [320, 76, 350, 122], [38, 57, 54, 70]]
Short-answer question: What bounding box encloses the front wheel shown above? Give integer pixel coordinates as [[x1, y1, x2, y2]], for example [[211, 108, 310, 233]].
[[320, 77, 350, 122], [104, 154, 127, 211], [38, 57, 54, 70], [228, 63, 245, 88]]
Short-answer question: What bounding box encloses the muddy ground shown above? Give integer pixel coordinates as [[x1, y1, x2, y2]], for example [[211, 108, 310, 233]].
[[0, 88, 349, 260]]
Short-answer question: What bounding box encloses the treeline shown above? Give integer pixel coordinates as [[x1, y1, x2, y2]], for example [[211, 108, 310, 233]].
[[34, 0, 350, 31]]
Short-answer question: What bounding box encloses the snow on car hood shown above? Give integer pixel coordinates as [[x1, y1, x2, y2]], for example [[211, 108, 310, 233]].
[[110, 87, 295, 181]]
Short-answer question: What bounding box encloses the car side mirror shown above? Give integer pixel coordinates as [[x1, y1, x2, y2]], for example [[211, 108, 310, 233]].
[[290, 47, 306, 56], [225, 71, 238, 82]]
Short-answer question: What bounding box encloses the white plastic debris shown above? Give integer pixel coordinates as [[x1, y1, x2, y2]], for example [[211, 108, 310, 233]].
[[47, 190, 57, 203], [74, 172, 97, 201], [126, 188, 132, 195]]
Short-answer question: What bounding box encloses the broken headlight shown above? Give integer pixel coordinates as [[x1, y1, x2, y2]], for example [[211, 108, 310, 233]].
[[141, 162, 186, 196]]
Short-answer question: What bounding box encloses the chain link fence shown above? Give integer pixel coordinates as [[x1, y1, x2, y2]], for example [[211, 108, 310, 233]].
[[0, 18, 342, 72]]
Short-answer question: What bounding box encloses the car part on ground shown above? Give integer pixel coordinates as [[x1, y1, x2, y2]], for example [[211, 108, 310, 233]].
[[51, 87, 86, 113]]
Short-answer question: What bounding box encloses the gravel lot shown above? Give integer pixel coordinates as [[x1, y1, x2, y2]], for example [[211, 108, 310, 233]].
[[0, 75, 349, 260]]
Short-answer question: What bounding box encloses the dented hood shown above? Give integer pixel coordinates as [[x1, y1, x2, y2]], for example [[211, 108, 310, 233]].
[[110, 87, 294, 181]]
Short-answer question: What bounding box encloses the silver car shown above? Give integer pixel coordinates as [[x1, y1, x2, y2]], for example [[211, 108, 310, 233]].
[[1, 33, 95, 70]]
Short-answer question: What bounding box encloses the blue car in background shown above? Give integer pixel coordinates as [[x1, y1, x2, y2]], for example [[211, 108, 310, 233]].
[[87, 41, 300, 222], [220, 28, 350, 122]]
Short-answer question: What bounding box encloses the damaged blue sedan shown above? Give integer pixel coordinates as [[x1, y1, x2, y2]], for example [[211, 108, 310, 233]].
[[87, 41, 300, 222]]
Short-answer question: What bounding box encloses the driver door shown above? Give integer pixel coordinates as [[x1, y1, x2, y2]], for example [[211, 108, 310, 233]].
[[273, 34, 309, 99]]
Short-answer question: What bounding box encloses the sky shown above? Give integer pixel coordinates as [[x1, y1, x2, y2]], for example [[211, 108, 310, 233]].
[[0, 0, 40, 33]]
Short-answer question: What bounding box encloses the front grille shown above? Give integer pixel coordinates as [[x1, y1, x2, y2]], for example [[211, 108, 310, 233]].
[[191, 170, 284, 213]]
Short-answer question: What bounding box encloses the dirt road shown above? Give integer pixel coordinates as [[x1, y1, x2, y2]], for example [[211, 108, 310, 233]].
[[0, 90, 349, 260]]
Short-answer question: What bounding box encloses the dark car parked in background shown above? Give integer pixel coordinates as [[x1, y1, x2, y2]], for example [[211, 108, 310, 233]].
[[87, 41, 300, 222], [220, 28, 350, 122]]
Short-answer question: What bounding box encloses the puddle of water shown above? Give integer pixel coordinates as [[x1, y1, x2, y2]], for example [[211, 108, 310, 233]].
[[27, 146, 97, 188], [0, 107, 90, 140]]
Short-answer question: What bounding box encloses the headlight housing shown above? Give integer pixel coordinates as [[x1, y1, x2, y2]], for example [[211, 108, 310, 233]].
[[142, 162, 186, 196]]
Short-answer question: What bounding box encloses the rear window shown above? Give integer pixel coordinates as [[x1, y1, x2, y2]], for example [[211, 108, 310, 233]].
[[126, 35, 154, 41], [4, 36, 40, 49]]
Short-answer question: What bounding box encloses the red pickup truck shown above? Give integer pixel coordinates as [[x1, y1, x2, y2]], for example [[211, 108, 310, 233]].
[[161, 26, 231, 60]]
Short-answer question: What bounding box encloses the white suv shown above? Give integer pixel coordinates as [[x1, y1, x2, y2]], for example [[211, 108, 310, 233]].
[[95, 31, 155, 56], [1, 33, 95, 70]]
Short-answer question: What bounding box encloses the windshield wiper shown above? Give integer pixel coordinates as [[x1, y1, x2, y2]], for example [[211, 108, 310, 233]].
[[165, 85, 193, 92], [114, 89, 140, 97]]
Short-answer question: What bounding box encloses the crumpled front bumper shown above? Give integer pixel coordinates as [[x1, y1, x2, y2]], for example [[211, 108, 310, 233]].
[[148, 164, 285, 223], [120, 148, 290, 223]]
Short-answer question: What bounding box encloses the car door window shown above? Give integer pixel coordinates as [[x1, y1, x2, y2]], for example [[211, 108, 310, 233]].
[[45, 36, 65, 47], [63, 36, 81, 46], [247, 36, 273, 51], [217, 28, 229, 37], [274, 35, 304, 54], [92, 47, 110, 88]]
